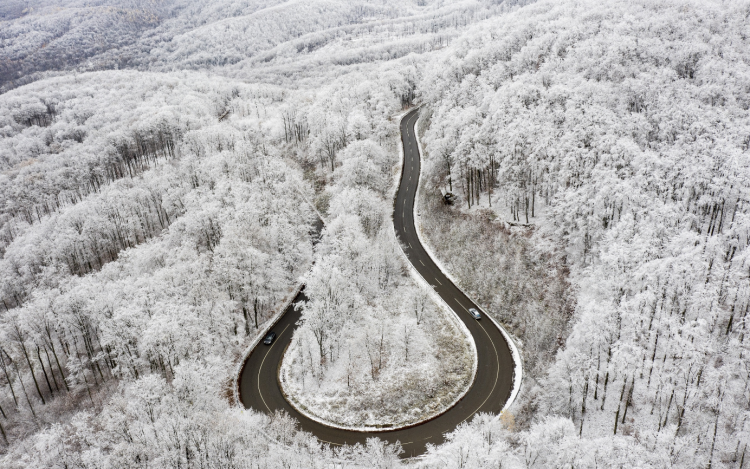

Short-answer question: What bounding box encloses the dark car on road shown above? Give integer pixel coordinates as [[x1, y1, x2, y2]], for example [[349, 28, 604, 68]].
[[263, 332, 277, 345], [468, 308, 481, 320]]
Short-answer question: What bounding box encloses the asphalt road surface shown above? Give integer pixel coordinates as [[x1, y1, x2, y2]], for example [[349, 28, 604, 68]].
[[238, 108, 516, 458]]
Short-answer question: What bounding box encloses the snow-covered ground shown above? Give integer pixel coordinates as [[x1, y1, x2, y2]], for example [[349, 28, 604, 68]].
[[277, 113, 476, 431], [2, 0, 750, 466]]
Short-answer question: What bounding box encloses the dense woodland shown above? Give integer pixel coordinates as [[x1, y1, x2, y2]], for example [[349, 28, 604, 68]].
[[281, 135, 475, 428], [417, 0, 750, 466], [0, 0, 523, 93], [1, 0, 748, 467], [417, 188, 573, 384], [0, 0, 459, 461], [0, 66, 424, 466], [0, 71, 319, 461]]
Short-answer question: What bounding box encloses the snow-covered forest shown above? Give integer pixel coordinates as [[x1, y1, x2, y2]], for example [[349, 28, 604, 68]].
[[0, 0, 495, 464], [1, 0, 516, 93], [280, 171, 475, 428], [416, 0, 750, 466], [0, 70, 320, 461], [2, 0, 749, 467]]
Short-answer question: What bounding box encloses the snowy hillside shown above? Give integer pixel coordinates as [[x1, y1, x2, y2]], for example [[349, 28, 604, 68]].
[[2, 0, 749, 466], [1, 0, 521, 92], [0, 0, 484, 460], [417, 0, 750, 466]]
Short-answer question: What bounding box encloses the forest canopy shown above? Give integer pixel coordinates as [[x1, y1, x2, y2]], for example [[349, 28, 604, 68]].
[[2, 0, 749, 467]]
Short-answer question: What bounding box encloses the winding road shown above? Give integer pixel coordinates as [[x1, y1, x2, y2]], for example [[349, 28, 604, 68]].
[[238, 108, 516, 457]]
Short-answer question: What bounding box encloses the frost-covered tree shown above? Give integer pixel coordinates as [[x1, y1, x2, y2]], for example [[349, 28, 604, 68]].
[[417, 0, 750, 465]]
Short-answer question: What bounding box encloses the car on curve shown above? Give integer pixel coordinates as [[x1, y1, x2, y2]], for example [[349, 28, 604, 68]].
[[263, 332, 277, 345]]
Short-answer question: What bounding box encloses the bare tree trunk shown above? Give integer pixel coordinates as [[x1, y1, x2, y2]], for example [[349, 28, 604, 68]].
[[659, 389, 674, 432], [465, 168, 470, 209], [739, 443, 746, 469], [613, 377, 628, 434], [0, 350, 18, 406], [594, 350, 600, 400], [580, 377, 589, 436], [621, 375, 635, 424], [18, 340, 45, 404], [48, 340, 69, 392], [10, 355, 36, 419], [708, 410, 720, 469], [243, 305, 251, 335], [488, 165, 492, 207], [525, 194, 529, 223], [378, 328, 384, 371], [36, 346, 54, 396], [43, 346, 60, 392], [446, 157, 452, 192]]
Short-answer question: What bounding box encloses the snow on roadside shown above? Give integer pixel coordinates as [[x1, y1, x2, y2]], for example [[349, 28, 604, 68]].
[[276, 107, 477, 431]]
